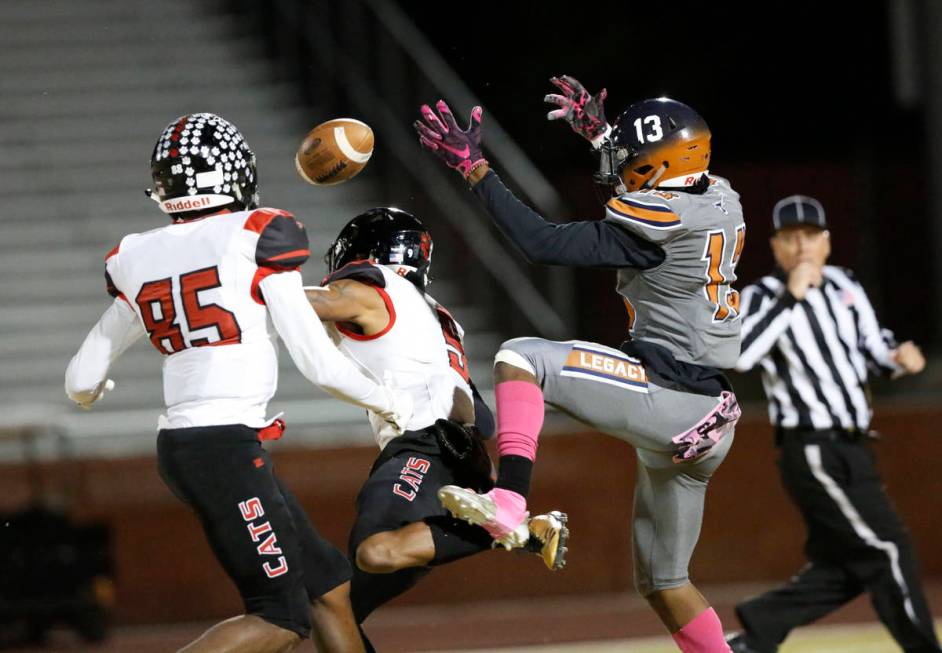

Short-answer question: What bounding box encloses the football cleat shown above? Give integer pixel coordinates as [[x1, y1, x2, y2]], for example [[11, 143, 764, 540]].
[[526, 511, 569, 571], [725, 632, 761, 653], [438, 485, 530, 550]]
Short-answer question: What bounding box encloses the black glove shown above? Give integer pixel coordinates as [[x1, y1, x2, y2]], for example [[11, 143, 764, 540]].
[[432, 418, 494, 492]]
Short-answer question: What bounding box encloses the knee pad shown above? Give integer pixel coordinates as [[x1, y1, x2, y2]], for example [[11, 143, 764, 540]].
[[494, 337, 544, 376]]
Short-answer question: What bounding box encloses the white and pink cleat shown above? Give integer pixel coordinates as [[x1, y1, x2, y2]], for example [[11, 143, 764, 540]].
[[438, 486, 531, 550]]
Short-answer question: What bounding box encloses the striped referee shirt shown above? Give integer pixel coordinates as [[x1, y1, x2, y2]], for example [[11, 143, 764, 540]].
[[736, 266, 901, 431]]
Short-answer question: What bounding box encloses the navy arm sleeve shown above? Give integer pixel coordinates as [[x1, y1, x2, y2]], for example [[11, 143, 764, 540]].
[[471, 170, 664, 269]]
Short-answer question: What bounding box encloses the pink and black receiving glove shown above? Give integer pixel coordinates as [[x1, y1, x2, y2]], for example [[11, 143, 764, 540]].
[[414, 100, 487, 178], [544, 75, 611, 147]]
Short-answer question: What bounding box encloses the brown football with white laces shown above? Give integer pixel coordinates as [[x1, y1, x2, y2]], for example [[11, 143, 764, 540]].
[[295, 118, 374, 186]]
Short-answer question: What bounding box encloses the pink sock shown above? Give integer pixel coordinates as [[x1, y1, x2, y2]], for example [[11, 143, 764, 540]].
[[495, 381, 544, 461], [671, 608, 731, 653]]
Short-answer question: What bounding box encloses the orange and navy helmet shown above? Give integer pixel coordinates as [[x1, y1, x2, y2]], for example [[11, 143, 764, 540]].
[[595, 98, 711, 194]]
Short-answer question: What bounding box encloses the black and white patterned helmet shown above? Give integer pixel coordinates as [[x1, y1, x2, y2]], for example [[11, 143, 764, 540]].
[[148, 113, 259, 216]]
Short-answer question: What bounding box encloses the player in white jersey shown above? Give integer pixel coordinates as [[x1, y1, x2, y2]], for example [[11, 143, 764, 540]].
[[64, 113, 410, 653], [304, 208, 567, 648], [415, 78, 744, 652]]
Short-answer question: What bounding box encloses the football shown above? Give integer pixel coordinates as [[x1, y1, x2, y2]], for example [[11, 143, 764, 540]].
[[295, 118, 374, 186]]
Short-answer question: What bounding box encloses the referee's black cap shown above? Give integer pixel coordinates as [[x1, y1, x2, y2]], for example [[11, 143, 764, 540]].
[[772, 195, 828, 232]]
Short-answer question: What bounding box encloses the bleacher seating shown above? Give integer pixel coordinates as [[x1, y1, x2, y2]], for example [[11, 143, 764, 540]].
[[0, 0, 499, 459]]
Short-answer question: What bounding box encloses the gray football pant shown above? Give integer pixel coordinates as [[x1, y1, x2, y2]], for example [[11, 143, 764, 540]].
[[498, 337, 734, 596]]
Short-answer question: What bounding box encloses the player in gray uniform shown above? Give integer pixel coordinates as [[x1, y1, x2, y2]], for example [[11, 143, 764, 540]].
[[415, 77, 743, 652]]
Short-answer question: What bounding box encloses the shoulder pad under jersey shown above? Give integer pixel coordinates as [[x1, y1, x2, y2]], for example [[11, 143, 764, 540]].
[[323, 260, 387, 287], [604, 190, 689, 244], [245, 208, 310, 270], [706, 175, 738, 196]]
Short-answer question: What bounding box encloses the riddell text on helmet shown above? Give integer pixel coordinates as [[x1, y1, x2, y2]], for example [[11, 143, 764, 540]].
[[164, 197, 212, 211], [161, 195, 232, 212]]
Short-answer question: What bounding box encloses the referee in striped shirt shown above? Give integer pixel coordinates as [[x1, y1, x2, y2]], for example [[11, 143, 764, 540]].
[[726, 195, 937, 653]]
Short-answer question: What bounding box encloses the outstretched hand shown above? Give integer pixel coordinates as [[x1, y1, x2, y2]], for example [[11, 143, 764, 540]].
[[414, 100, 487, 178], [76, 378, 115, 410], [544, 74, 610, 146]]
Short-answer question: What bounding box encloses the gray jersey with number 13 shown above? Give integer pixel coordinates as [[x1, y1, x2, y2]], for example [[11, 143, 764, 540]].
[[604, 176, 745, 369]]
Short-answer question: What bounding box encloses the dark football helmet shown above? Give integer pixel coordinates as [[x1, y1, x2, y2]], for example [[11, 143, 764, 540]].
[[595, 97, 711, 194], [325, 207, 433, 289], [147, 113, 259, 219]]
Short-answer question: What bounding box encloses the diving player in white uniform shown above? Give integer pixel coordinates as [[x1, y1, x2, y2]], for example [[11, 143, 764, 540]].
[[304, 208, 567, 650]]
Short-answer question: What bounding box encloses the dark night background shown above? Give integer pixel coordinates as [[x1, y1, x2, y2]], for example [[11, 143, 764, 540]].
[[403, 2, 933, 350]]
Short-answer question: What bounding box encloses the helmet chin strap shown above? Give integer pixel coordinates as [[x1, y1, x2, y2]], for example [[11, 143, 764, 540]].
[[230, 181, 260, 209], [144, 188, 161, 204], [643, 164, 669, 189]]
